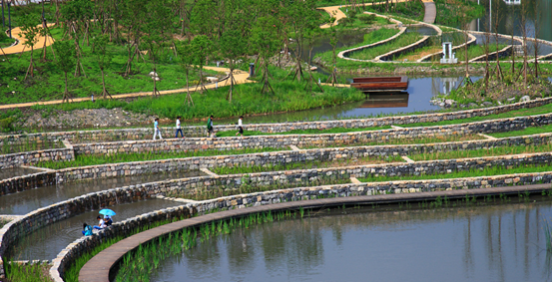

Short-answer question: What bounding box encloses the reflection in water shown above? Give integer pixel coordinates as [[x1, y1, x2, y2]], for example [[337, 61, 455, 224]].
[[0, 170, 204, 215], [361, 93, 409, 108], [9, 199, 180, 260], [152, 200, 552, 281]]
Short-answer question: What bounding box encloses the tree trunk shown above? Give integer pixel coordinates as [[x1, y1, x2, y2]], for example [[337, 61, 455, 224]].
[[185, 70, 193, 106]]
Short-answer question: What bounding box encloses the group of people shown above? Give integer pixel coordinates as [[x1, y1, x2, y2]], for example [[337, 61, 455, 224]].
[[152, 115, 245, 140], [82, 215, 113, 236]]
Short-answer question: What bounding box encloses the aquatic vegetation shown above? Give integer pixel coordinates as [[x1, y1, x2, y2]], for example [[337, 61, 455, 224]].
[[115, 210, 302, 282], [35, 147, 286, 169], [409, 143, 552, 161], [5, 262, 52, 282], [0, 139, 65, 154], [63, 216, 185, 282], [211, 156, 402, 175], [358, 163, 552, 183]]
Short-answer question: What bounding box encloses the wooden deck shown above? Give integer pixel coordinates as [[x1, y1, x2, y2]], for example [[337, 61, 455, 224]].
[[78, 183, 551, 282]]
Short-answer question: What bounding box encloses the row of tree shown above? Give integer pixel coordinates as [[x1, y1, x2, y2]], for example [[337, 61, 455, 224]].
[[2, 0, 327, 104]]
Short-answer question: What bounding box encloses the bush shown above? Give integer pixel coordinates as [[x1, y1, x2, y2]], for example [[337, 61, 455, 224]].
[[0, 117, 15, 132], [358, 14, 376, 24]]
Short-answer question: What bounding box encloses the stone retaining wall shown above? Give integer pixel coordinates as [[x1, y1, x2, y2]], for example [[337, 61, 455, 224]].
[[50, 205, 192, 281], [2, 97, 552, 144], [71, 111, 552, 156], [0, 186, 159, 279], [4, 131, 552, 197], [0, 172, 55, 196], [0, 147, 74, 170], [50, 169, 552, 281]]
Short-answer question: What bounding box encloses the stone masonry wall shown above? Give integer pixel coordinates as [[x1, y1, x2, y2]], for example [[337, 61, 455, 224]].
[[50, 169, 552, 281], [0, 172, 55, 196], [2, 97, 552, 144], [4, 131, 552, 198], [72, 112, 552, 156], [50, 205, 192, 281], [0, 147, 74, 170]]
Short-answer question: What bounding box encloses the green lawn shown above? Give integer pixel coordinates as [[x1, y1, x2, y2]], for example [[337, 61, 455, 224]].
[[348, 32, 423, 60], [215, 125, 391, 137]]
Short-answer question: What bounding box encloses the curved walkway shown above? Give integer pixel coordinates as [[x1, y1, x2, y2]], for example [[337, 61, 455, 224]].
[[318, 0, 412, 29], [422, 0, 436, 24], [79, 183, 550, 282], [3, 23, 55, 55], [0, 67, 253, 110]]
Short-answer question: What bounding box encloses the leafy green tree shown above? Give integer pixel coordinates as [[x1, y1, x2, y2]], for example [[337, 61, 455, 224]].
[[18, 14, 40, 80], [177, 40, 195, 106], [250, 16, 281, 95], [92, 35, 113, 99], [191, 35, 212, 94], [52, 40, 76, 103], [287, 0, 319, 82], [219, 29, 246, 103]]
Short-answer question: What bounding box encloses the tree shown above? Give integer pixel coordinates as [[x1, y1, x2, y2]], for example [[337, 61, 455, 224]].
[[53, 40, 76, 103], [326, 16, 338, 86], [250, 16, 281, 95], [18, 14, 40, 80], [219, 29, 246, 103], [191, 35, 212, 94], [533, 0, 541, 78], [491, 0, 503, 81], [92, 35, 113, 99], [176, 40, 195, 106]]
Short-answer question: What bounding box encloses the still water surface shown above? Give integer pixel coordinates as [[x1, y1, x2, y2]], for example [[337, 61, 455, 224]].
[[0, 170, 203, 215], [152, 200, 552, 282]]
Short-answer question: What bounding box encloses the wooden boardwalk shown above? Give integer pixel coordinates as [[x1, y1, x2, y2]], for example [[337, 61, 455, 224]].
[[79, 183, 550, 282], [422, 0, 437, 24]]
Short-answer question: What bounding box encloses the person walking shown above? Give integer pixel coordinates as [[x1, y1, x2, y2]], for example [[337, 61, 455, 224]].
[[207, 115, 215, 138], [175, 116, 184, 138], [153, 118, 163, 140], [235, 116, 244, 137]]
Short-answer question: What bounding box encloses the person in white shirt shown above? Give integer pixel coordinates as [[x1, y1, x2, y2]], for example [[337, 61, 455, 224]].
[[153, 118, 163, 140], [235, 116, 244, 137], [93, 216, 106, 230], [175, 116, 183, 138]]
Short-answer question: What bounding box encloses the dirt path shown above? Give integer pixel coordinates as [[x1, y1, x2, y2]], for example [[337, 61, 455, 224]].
[[2, 23, 55, 55], [0, 67, 253, 110]]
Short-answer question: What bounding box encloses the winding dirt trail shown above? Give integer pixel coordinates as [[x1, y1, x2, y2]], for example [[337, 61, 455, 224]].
[[2, 23, 55, 55]]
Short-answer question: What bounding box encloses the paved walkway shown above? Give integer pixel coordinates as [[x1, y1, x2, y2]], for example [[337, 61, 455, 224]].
[[79, 183, 550, 282], [422, 0, 436, 24], [318, 0, 432, 28], [0, 67, 253, 110], [2, 23, 55, 55]]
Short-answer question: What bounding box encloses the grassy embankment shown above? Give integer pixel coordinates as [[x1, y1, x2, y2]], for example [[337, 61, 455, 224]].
[[359, 163, 552, 183]]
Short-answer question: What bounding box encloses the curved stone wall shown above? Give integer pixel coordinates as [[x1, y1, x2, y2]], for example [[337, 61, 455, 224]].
[[2, 97, 552, 145], [71, 111, 552, 156], [56, 175, 552, 281]]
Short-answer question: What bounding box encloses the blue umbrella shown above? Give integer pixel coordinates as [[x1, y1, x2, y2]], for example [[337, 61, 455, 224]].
[[99, 209, 116, 216]]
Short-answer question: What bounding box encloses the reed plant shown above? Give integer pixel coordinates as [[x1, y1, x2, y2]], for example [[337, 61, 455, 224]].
[[544, 219, 552, 253], [115, 210, 303, 281], [358, 163, 552, 183], [211, 156, 402, 175], [410, 143, 552, 161], [63, 216, 185, 282], [5, 262, 52, 282], [35, 147, 285, 169], [0, 139, 65, 154]]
